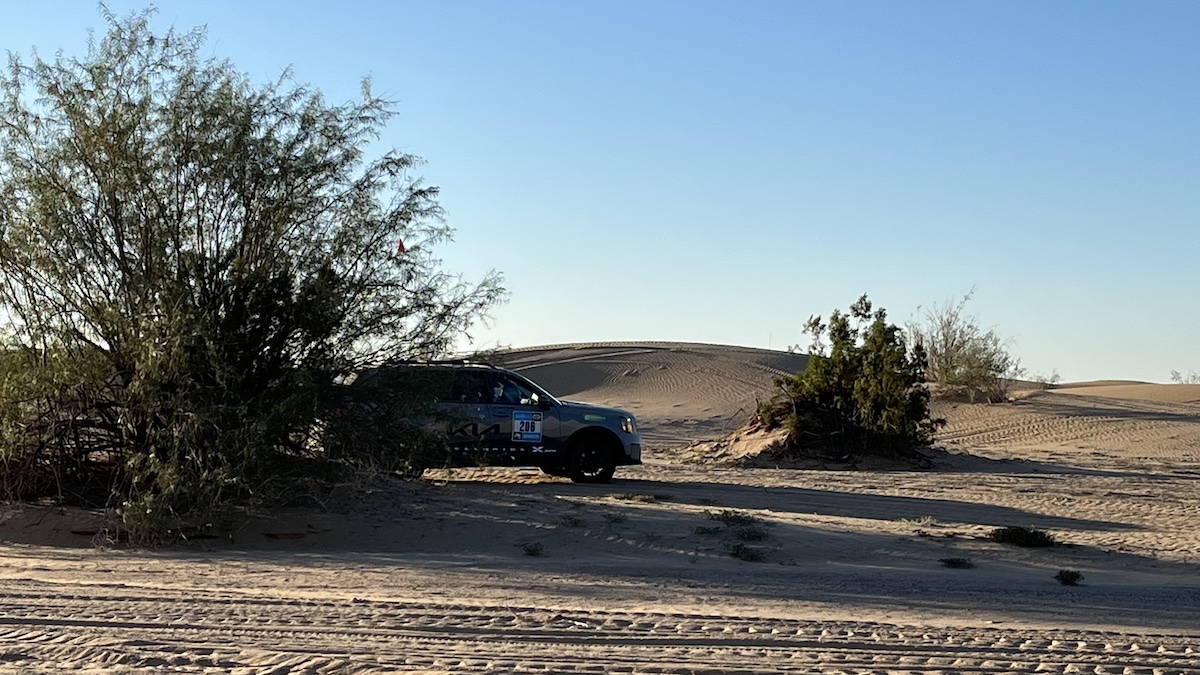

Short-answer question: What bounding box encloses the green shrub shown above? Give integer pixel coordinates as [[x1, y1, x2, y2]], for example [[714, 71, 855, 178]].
[[760, 295, 941, 460], [0, 10, 503, 544], [908, 290, 1024, 402], [558, 514, 586, 528], [725, 542, 767, 562], [731, 524, 770, 542], [939, 557, 974, 569], [988, 526, 1055, 548], [1054, 569, 1084, 586], [707, 509, 764, 527]]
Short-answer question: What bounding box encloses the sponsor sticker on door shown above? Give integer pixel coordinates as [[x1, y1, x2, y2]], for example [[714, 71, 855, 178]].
[[512, 411, 542, 442]]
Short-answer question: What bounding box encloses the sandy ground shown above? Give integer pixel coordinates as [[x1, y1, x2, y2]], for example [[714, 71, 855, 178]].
[[2, 342, 1199, 673]]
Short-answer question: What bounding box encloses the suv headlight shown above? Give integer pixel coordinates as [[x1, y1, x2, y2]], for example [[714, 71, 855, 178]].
[[621, 417, 636, 435]]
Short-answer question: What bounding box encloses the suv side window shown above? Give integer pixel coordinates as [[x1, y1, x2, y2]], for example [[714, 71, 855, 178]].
[[490, 374, 538, 406], [448, 371, 489, 404]]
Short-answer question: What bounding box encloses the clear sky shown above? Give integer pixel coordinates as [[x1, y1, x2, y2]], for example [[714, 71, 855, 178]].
[[3, 1, 1197, 382]]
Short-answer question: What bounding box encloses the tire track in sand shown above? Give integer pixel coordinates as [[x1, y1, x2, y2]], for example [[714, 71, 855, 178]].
[[0, 580, 1196, 674]]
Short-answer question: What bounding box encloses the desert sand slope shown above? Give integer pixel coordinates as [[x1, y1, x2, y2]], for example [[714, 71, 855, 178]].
[[1052, 381, 1200, 405], [2, 343, 1200, 674], [500, 341, 809, 446]]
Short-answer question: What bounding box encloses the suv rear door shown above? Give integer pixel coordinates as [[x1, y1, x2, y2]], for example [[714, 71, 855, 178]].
[[439, 369, 492, 452]]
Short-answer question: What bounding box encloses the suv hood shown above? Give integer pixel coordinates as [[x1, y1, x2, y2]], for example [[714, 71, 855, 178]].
[[559, 400, 634, 420]]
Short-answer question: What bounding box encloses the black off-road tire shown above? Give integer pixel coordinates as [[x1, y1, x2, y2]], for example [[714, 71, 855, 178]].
[[568, 436, 617, 484]]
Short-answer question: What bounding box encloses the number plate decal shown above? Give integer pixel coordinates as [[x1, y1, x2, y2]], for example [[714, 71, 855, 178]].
[[511, 411, 543, 442]]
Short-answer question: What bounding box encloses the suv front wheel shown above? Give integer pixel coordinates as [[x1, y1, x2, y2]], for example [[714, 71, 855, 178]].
[[568, 436, 617, 483]]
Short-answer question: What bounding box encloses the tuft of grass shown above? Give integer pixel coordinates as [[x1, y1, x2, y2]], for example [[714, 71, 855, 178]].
[[707, 509, 764, 527], [988, 525, 1055, 548], [725, 542, 767, 562], [731, 524, 770, 542], [601, 512, 627, 524], [939, 557, 974, 569], [520, 542, 545, 557], [1054, 569, 1084, 586], [693, 525, 723, 536], [558, 514, 586, 528], [606, 493, 656, 503], [900, 516, 940, 528]]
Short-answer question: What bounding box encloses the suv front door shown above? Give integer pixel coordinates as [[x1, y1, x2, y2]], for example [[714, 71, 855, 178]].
[[486, 372, 560, 463]]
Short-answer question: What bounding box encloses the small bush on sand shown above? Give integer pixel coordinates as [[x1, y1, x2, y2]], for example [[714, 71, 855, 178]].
[[760, 295, 941, 461], [908, 290, 1024, 402], [520, 542, 545, 557], [989, 526, 1055, 548], [731, 524, 770, 542], [1171, 370, 1200, 384], [707, 509, 764, 527], [939, 557, 974, 569], [1054, 569, 1084, 586], [725, 542, 767, 562], [606, 493, 656, 503]]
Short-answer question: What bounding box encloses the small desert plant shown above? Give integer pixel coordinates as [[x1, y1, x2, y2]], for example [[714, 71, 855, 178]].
[[1033, 370, 1062, 388], [707, 509, 764, 527], [988, 525, 1055, 548], [725, 542, 767, 562], [606, 493, 656, 503], [1054, 569, 1084, 586], [693, 525, 723, 536], [731, 524, 770, 542], [939, 557, 974, 569], [909, 290, 1024, 402], [601, 512, 627, 524], [520, 542, 545, 556], [558, 514, 585, 528], [900, 516, 940, 528]]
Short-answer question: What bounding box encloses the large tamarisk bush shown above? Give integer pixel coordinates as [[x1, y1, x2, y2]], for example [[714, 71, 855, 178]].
[[760, 295, 942, 461], [0, 9, 503, 542]]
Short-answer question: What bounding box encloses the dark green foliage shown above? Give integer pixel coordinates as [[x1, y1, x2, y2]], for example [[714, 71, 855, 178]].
[[731, 524, 769, 542], [558, 514, 586, 528], [725, 542, 767, 562], [988, 526, 1055, 548], [1054, 569, 1083, 586], [939, 557, 974, 569], [0, 10, 502, 542], [759, 295, 942, 460]]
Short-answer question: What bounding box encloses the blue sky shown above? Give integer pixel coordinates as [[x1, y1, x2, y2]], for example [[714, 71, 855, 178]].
[[3, 1, 1197, 382]]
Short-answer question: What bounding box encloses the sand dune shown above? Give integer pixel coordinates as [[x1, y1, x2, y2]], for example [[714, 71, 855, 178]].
[[500, 341, 809, 446], [2, 341, 1200, 673]]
